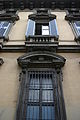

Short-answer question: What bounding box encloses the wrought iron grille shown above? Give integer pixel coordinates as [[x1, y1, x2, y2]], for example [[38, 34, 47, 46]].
[[23, 70, 56, 120]]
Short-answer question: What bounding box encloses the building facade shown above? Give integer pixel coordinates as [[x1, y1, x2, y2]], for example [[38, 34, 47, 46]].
[[0, 1, 80, 120]]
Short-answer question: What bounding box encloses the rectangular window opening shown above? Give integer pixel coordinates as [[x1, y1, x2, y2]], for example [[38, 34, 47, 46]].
[[35, 23, 49, 35], [25, 18, 59, 40], [25, 71, 56, 120]]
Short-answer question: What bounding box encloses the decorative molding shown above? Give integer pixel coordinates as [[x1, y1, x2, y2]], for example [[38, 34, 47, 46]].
[[17, 51, 66, 68], [28, 9, 56, 21]]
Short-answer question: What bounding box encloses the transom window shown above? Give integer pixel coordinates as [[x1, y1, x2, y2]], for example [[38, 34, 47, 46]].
[[25, 71, 56, 120]]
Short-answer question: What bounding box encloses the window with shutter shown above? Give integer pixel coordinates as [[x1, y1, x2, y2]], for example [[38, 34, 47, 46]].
[[25, 9, 59, 41], [0, 21, 13, 40], [65, 9, 80, 42]]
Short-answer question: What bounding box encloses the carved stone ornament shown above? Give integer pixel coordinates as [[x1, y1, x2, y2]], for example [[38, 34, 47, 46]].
[[17, 51, 66, 69]]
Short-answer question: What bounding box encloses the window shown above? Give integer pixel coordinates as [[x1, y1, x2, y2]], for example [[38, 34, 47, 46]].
[[26, 19, 59, 38], [16, 51, 66, 120], [25, 70, 56, 120], [0, 21, 12, 40], [73, 21, 80, 34], [65, 9, 80, 41], [25, 10, 59, 40], [70, 21, 80, 41], [35, 23, 49, 35]]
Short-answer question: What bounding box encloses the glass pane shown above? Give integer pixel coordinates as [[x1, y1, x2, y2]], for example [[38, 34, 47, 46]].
[[28, 90, 39, 102], [42, 25, 49, 30], [42, 29, 49, 35], [42, 106, 55, 120], [29, 78, 40, 89], [75, 21, 80, 27], [42, 25, 49, 35], [26, 106, 39, 120], [2, 22, 9, 27], [42, 90, 54, 102], [42, 78, 53, 89]]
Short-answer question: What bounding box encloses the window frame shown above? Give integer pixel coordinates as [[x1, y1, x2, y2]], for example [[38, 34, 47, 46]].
[[25, 10, 59, 41], [16, 51, 67, 120], [23, 69, 56, 120]]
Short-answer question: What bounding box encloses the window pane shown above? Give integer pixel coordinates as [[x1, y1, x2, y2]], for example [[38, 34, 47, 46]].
[[42, 106, 55, 120], [27, 71, 55, 119], [75, 21, 80, 27], [42, 90, 54, 102], [42, 25, 49, 30], [2, 22, 9, 27], [29, 78, 40, 89], [28, 90, 39, 102], [42, 29, 49, 35], [42, 25, 49, 35], [42, 78, 53, 89], [26, 106, 39, 120]]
